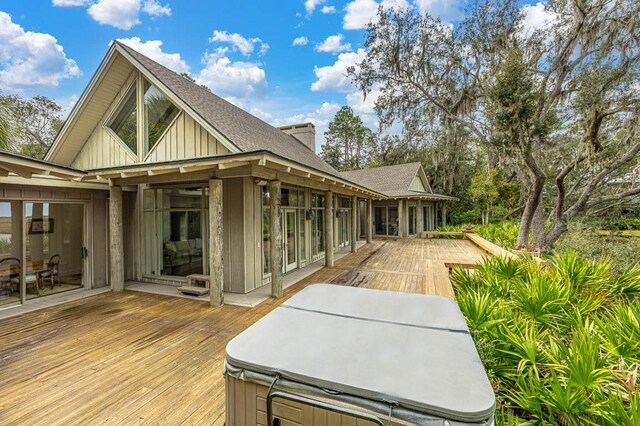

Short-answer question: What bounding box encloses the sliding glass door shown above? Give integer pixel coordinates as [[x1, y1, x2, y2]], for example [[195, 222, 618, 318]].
[[0, 201, 20, 306], [24, 203, 85, 300]]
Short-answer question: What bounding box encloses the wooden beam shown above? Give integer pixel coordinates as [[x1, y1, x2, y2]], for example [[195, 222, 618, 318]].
[[109, 186, 124, 292], [1, 164, 34, 179], [269, 180, 283, 298], [179, 164, 215, 173], [398, 199, 404, 238], [366, 198, 373, 243], [416, 200, 423, 234], [209, 179, 224, 306], [351, 196, 358, 253], [218, 161, 249, 170], [325, 190, 334, 267]]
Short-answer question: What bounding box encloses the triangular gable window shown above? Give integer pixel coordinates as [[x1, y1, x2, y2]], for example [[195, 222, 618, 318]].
[[108, 87, 138, 154], [143, 80, 180, 153]]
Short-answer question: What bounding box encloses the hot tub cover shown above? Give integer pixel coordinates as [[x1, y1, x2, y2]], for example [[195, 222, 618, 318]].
[[225, 284, 495, 423]]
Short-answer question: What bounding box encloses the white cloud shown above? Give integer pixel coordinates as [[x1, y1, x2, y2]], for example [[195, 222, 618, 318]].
[[56, 94, 79, 119], [305, 0, 326, 14], [271, 102, 341, 150], [321, 5, 337, 13], [292, 36, 309, 46], [209, 30, 269, 56], [315, 34, 351, 54], [311, 48, 366, 92], [346, 88, 381, 115], [84, 0, 171, 29], [343, 0, 408, 30], [0, 11, 80, 91], [520, 2, 556, 37], [196, 50, 267, 100], [414, 0, 463, 23], [88, 0, 141, 30], [52, 0, 90, 6], [116, 37, 190, 73], [142, 0, 171, 16]]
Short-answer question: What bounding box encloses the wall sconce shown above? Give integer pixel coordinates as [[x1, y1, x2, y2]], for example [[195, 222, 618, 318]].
[[305, 209, 315, 220]]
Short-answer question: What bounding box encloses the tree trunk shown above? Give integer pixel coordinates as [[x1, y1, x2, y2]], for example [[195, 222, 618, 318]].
[[517, 174, 544, 248], [531, 192, 545, 247]]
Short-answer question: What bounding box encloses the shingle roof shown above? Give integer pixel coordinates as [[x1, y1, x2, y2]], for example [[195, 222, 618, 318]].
[[116, 41, 341, 178], [340, 163, 422, 194], [340, 163, 455, 200]]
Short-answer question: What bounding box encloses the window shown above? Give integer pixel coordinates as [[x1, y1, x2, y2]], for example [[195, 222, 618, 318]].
[[108, 87, 137, 154], [144, 81, 180, 152], [143, 187, 207, 277]]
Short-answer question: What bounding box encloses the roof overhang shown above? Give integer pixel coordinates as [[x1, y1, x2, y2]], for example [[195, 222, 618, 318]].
[[80, 151, 384, 198], [0, 150, 89, 181]]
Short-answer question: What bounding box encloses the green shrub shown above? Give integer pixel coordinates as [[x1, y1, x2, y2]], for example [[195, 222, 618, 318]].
[[451, 253, 640, 425]]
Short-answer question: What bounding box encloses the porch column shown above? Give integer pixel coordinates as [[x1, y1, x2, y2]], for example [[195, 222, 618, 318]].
[[416, 200, 423, 234], [441, 203, 447, 227], [351, 196, 358, 253], [366, 199, 373, 243], [325, 190, 334, 267], [269, 180, 283, 298], [397, 199, 404, 238], [109, 185, 124, 292], [209, 179, 224, 306]]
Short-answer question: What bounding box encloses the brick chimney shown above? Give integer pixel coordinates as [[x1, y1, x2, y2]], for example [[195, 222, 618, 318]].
[[278, 123, 316, 152]]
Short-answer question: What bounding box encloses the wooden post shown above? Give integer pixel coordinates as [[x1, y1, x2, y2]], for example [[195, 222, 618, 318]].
[[397, 199, 403, 237], [209, 179, 224, 306], [441, 203, 447, 227], [351, 196, 358, 253], [109, 185, 124, 292], [325, 190, 334, 267], [416, 200, 423, 234], [269, 180, 283, 298], [366, 199, 373, 243]]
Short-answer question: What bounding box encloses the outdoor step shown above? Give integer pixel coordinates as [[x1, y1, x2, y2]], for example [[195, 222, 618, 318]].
[[177, 286, 209, 296]]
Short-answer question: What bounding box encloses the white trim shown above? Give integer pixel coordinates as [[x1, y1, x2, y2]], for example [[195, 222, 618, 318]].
[[46, 45, 119, 162]]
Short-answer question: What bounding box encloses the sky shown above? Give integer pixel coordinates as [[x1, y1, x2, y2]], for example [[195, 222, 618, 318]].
[[0, 0, 551, 150]]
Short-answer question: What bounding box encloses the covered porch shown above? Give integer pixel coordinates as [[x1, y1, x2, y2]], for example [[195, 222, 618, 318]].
[[95, 152, 380, 307]]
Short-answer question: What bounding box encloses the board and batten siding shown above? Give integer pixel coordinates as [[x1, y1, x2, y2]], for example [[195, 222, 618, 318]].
[[144, 111, 229, 163], [410, 175, 427, 192], [72, 71, 138, 170], [72, 70, 229, 170]]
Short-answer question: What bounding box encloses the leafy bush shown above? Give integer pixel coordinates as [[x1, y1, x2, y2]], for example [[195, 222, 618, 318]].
[[556, 232, 640, 276], [451, 253, 640, 424], [438, 221, 522, 248]]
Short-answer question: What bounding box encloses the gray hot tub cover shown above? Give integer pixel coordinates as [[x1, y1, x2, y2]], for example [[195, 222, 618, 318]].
[[225, 284, 495, 423]]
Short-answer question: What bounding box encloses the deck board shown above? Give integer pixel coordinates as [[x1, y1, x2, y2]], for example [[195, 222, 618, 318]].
[[0, 238, 486, 425]]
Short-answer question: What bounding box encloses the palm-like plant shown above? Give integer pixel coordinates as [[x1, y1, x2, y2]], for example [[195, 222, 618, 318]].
[[451, 250, 640, 424]]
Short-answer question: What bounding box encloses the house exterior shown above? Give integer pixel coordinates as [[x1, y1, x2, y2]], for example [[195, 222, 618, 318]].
[[341, 163, 456, 237], [0, 42, 453, 309]]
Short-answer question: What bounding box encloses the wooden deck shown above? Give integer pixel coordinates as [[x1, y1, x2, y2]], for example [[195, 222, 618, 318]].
[[0, 238, 486, 425]]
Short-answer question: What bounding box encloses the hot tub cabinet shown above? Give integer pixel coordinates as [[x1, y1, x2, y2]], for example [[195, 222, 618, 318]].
[[225, 285, 496, 425]]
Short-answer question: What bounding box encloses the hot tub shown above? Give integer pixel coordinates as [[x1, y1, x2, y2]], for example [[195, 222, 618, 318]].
[[225, 284, 495, 425]]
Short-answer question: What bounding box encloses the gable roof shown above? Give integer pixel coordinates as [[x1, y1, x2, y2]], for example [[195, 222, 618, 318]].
[[340, 163, 456, 200], [47, 41, 341, 178]]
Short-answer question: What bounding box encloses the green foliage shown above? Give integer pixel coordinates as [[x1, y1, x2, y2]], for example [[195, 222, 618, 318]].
[[321, 106, 375, 171], [556, 231, 640, 277], [451, 254, 640, 424], [0, 94, 63, 158]]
